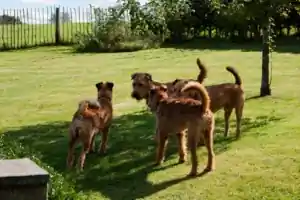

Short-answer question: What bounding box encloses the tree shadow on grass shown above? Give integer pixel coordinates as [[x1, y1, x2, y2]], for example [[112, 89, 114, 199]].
[[1, 110, 282, 200], [161, 37, 300, 54]]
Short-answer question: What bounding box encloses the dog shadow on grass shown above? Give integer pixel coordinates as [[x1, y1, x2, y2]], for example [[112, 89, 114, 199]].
[[1, 110, 282, 200]]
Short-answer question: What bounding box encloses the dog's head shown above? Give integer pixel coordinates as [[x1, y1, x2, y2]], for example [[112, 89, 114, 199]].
[[147, 85, 168, 112], [130, 72, 153, 101], [95, 81, 114, 101]]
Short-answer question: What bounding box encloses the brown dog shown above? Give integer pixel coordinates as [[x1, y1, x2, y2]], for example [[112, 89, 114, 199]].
[[147, 81, 215, 176], [172, 64, 244, 139], [67, 81, 114, 170]]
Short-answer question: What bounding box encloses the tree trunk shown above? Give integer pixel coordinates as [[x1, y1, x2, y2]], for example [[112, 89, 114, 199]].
[[260, 23, 271, 96]]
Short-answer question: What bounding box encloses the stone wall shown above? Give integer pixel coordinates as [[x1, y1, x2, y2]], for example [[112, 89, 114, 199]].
[[0, 158, 49, 200]]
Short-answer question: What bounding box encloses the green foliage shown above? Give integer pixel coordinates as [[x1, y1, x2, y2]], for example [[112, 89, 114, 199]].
[[73, 4, 161, 53], [1, 0, 300, 51]]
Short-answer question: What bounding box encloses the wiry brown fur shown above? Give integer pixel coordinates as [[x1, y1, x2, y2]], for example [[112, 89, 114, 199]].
[[148, 81, 215, 176], [172, 65, 245, 139], [67, 81, 114, 171]]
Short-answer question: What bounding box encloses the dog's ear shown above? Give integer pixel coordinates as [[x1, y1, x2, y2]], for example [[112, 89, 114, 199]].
[[95, 82, 103, 90], [145, 73, 152, 81], [131, 73, 137, 80], [172, 79, 180, 85], [106, 82, 114, 90]]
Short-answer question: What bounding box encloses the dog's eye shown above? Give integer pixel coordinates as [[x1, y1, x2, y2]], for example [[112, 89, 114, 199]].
[[132, 83, 143, 87]]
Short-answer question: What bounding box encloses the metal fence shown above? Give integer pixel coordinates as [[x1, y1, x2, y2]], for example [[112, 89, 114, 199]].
[[0, 6, 98, 50]]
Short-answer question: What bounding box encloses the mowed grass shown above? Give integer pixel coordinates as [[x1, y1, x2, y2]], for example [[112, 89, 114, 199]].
[[0, 23, 92, 49], [0, 42, 300, 200]]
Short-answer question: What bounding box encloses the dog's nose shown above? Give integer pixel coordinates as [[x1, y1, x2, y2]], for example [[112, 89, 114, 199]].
[[131, 92, 141, 100]]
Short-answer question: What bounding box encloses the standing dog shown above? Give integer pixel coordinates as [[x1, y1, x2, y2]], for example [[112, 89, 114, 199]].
[[172, 64, 244, 139], [67, 81, 114, 170], [147, 81, 215, 176]]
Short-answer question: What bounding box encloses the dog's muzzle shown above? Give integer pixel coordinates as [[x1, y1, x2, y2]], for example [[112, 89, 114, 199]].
[[131, 92, 142, 100]]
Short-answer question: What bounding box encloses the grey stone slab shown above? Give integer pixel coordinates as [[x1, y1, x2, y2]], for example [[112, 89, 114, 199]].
[[0, 158, 49, 187]]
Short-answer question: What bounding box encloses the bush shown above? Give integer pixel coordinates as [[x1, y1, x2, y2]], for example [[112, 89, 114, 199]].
[[73, 5, 161, 53]]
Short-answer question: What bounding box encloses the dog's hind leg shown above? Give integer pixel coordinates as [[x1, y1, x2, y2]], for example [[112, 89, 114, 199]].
[[203, 127, 215, 172], [66, 128, 79, 169], [78, 134, 93, 171], [235, 101, 244, 139], [67, 138, 78, 169], [224, 107, 233, 137], [155, 131, 168, 166], [176, 132, 187, 164], [89, 133, 96, 154], [187, 125, 199, 176], [98, 127, 109, 155]]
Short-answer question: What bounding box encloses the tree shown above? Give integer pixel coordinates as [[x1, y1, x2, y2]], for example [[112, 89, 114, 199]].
[[49, 12, 71, 24], [258, 0, 295, 96], [261, 18, 272, 96], [239, 0, 295, 96]]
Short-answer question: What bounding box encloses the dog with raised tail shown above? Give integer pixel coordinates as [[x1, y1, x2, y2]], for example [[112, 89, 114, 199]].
[[172, 63, 244, 139], [67, 81, 114, 171], [148, 81, 215, 177]]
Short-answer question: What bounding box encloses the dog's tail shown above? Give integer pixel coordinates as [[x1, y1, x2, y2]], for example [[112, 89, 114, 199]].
[[68, 123, 81, 141], [196, 58, 207, 84], [79, 102, 100, 118], [181, 81, 210, 113], [226, 66, 242, 85]]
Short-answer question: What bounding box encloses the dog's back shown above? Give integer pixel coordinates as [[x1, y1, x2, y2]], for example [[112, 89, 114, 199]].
[[69, 100, 97, 140], [206, 83, 243, 112], [67, 81, 115, 171]]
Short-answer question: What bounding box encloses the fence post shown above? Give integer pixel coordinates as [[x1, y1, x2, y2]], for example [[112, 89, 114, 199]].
[[55, 7, 61, 45]]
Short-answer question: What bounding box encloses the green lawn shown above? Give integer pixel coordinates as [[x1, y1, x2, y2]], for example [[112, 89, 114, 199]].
[[0, 42, 300, 200], [0, 23, 92, 49]]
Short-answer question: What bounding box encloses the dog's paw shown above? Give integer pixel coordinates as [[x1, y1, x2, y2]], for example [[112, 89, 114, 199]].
[[154, 161, 164, 166], [178, 158, 186, 164], [187, 171, 198, 177], [76, 167, 84, 173], [235, 134, 241, 140], [204, 165, 215, 172], [97, 151, 107, 157], [89, 149, 96, 154]]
